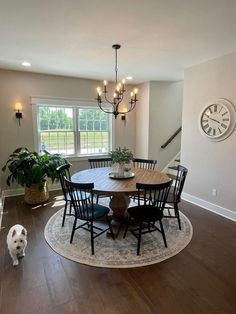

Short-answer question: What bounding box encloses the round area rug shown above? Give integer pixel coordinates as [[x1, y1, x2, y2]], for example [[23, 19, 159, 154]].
[[45, 206, 192, 268]]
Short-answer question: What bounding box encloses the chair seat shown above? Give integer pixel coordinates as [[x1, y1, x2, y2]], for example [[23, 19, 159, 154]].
[[82, 204, 110, 220], [127, 205, 163, 222]]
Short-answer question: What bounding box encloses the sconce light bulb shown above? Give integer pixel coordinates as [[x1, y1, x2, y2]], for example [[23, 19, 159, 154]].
[[122, 79, 126, 84], [104, 80, 107, 86], [134, 88, 138, 94], [15, 102, 22, 111], [97, 87, 101, 93]]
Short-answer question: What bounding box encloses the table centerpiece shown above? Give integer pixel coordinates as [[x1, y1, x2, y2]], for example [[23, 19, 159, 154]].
[[109, 147, 134, 178]]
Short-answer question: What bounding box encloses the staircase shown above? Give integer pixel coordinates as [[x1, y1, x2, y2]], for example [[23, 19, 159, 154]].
[[163, 154, 180, 181]]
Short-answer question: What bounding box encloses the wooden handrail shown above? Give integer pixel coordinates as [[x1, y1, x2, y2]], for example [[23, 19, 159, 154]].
[[161, 127, 182, 149]]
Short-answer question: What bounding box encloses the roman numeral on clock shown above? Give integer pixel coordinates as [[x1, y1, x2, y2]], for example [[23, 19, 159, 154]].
[[207, 127, 212, 135]]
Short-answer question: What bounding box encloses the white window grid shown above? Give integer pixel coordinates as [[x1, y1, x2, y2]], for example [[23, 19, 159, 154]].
[[35, 103, 112, 157]]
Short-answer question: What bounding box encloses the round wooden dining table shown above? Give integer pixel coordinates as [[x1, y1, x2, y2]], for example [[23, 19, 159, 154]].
[[71, 167, 171, 219]]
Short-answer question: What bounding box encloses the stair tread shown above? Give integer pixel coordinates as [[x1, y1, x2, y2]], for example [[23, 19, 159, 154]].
[[168, 166, 178, 170], [167, 173, 177, 180], [175, 159, 180, 162]]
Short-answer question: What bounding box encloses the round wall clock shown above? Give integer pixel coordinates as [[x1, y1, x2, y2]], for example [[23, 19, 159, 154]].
[[199, 98, 236, 141]]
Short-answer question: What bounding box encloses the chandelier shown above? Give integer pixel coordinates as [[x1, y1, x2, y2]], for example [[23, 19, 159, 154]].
[[96, 44, 138, 119]]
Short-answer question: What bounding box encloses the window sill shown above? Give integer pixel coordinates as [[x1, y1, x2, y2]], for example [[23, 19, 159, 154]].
[[67, 154, 109, 162]]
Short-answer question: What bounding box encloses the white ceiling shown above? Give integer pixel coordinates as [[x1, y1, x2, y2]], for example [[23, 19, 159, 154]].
[[1, 0, 236, 83]]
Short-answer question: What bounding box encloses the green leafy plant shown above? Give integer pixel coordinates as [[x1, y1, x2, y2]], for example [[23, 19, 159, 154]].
[[109, 147, 134, 165], [2, 147, 67, 192]]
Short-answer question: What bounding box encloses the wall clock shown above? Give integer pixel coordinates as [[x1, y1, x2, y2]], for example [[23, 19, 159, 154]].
[[199, 98, 236, 141]]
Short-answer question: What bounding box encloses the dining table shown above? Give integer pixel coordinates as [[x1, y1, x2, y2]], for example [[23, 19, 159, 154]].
[[71, 167, 171, 220]]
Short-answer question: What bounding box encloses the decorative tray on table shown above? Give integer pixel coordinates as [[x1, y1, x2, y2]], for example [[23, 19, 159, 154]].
[[108, 172, 135, 180]]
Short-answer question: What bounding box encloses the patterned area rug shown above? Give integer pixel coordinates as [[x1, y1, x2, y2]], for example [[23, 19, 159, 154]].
[[44, 203, 193, 268]]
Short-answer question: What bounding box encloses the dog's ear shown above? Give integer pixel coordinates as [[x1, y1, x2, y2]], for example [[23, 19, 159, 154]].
[[12, 229, 16, 237], [21, 228, 27, 236]]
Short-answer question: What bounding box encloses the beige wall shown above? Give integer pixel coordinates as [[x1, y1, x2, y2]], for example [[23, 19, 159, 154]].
[[149, 81, 183, 170], [0, 69, 135, 190], [181, 51, 236, 212], [135, 82, 150, 158], [135, 81, 183, 170]]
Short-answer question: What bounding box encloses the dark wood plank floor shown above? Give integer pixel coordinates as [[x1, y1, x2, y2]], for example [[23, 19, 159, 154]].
[[0, 191, 236, 314]]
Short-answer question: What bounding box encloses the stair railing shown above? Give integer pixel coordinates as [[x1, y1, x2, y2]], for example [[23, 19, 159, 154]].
[[161, 127, 182, 149]]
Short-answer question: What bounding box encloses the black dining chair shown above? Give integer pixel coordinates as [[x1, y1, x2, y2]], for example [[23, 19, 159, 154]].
[[56, 163, 90, 226], [88, 157, 112, 168], [133, 158, 157, 170], [88, 157, 112, 203], [124, 180, 172, 255], [64, 178, 114, 255], [132, 158, 157, 202], [163, 165, 188, 230]]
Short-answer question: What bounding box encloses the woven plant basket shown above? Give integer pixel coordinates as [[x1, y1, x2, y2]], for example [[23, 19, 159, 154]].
[[24, 183, 49, 205]]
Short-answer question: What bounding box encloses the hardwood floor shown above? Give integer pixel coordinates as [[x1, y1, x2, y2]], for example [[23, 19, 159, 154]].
[[0, 191, 236, 314]]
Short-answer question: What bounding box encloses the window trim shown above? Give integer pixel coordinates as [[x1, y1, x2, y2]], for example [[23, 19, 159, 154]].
[[31, 96, 114, 159]]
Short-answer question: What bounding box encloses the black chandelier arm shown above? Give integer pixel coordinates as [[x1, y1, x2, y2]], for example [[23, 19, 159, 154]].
[[103, 93, 117, 107], [97, 102, 115, 114], [124, 100, 138, 113], [103, 91, 123, 109], [115, 92, 124, 106]]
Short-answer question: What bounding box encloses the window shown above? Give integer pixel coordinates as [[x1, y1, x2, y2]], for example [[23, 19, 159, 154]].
[[34, 102, 112, 157], [79, 108, 110, 155]]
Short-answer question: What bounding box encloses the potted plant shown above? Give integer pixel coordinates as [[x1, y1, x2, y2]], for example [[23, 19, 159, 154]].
[[109, 147, 134, 177], [2, 147, 67, 205]]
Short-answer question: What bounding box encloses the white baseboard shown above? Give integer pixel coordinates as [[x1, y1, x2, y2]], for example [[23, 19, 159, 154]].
[[182, 192, 236, 222]]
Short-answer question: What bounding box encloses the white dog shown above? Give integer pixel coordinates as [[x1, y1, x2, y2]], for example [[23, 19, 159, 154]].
[[7, 224, 27, 266]]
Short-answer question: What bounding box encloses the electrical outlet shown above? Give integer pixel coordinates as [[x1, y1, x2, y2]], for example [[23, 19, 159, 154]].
[[212, 189, 217, 196]]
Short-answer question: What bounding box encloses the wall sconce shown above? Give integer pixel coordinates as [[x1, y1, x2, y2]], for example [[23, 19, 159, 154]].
[[15, 102, 23, 125], [121, 114, 126, 121]]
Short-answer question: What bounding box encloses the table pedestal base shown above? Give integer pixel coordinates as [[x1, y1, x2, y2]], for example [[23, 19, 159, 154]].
[[109, 194, 130, 220], [106, 194, 130, 238]]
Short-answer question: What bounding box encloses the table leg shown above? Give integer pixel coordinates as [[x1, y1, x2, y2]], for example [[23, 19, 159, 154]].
[[106, 194, 130, 238]]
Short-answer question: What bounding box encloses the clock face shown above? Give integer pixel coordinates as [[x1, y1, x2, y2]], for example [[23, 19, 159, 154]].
[[200, 103, 230, 138], [199, 99, 236, 141]]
